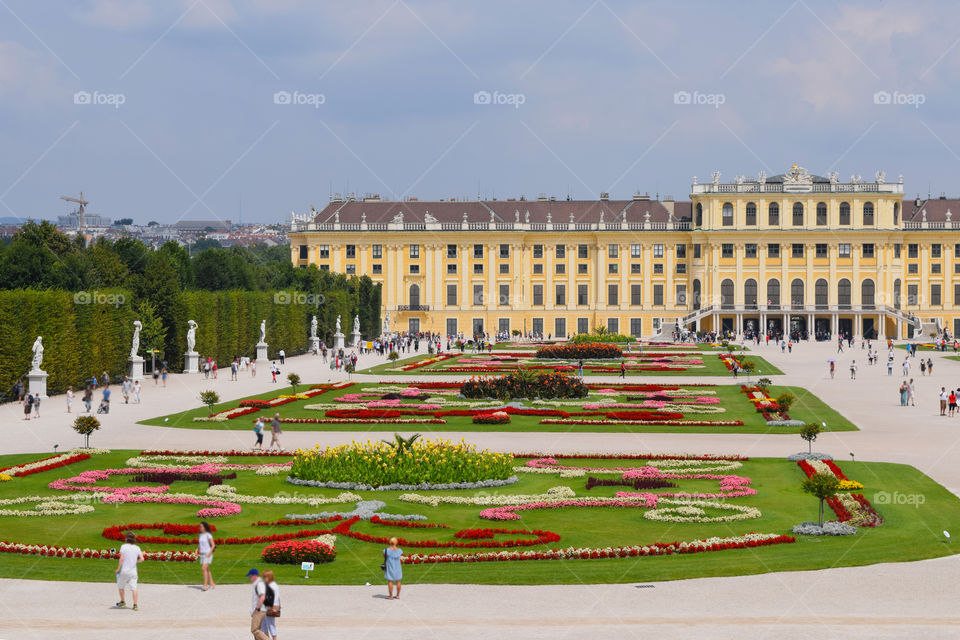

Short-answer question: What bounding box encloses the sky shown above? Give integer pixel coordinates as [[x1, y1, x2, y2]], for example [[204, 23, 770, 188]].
[[1, 0, 959, 224]]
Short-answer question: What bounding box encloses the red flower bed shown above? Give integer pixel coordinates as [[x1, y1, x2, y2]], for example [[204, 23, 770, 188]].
[[239, 399, 272, 409], [334, 516, 560, 549], [536, 342, 623, 359], [0, 453, 91, 477], [473, 412, 510, 424], [131, 470, 237, 486], [603, 411, 684, 421], [453, 529, 498, 539], [261, 539, 336, 564], [103, 518, 344, 546], [585, 476, 678, 491]]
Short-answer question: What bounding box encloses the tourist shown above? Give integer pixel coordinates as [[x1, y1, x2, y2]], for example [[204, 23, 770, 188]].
[[902, 358, 910, 376], [887, 359, 893, 376], [115, 531, 144, 610], [231, 360, 239, 381], [161, 367, 168, 387], [278, 349, 285, 365], [899, 381, 909, 406], [577, 360, 584, 378], [102, 371, 110, 387], [908, 378, 916, 406], [920, 360, 926, 376], [383, 536, 404, 599], [102, 385, 111, 407], [212, 361, 218, 379], [951, 390, 958, 416], [122, 377, 132, 403], [66, 386, 73, 413], [153, 367, 160, 385], [253, 417, 264, 451], [13, 378, 23, 401], [787, 340, 792, 353], [619, 361, 626, 378], [82, 386, 93, 413], [829, 361, 835, 379], [849, 360, 857, 379], [940, 387, 949, 416], [270, 362, 278, 383], [837, 338, 843, 353], [32, 392, 41, 417], [22, 391, 33, 420], [132, 380, 142, 403], [251, 360, 257, 377], [269, 413, 282, 450], [260, 570, 280, 639], [927, 358, 934, 376], [198, 522, 216, 591], [246, 569, 269, 640]]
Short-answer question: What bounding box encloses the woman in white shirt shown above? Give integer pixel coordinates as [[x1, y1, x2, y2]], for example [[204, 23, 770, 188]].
[[260, 570, 280, 640], [197, 522, 216, 590], [66, 386, 73, 413]]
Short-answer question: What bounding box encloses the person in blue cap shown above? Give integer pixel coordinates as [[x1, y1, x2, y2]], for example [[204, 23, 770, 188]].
[[246, 569, 269, 640]]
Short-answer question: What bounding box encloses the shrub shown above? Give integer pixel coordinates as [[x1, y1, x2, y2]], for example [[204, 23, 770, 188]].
[[460, 371, 588, 400], [800, 423, 822, 453], [387, 351, 399, 361], [536, 342, 623, 359], [775, 391, 796, 414], [73, 415, 101, 448], [756, 377, 772, 390], [344, 363, 355, 375], [287, 373, 301, 392], [473, 411, 511, 424], [199, 390, 220, 415], [801, 472, 840, 527], [290, 438, 515, 485], [261, 539, 336, 564]]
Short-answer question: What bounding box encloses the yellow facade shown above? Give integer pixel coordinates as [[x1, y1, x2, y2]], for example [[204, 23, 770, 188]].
[[289, 165, 957, 340]]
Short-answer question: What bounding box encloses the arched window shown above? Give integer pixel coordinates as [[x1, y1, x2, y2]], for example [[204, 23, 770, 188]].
[[893, 278, 901, 309], [766, 278, 780, 308], [791, 278, 805, 306], [838, 279, 852, 308], [744, 278, 758, 308], [692, 279, 702, 310], [863, 202, 874, 225], [695, 203, 703, 227], [792, 202, 804, 226], [893, 202, 899, 226], [409, 284, 420, 307], [839, 202, 851, 225], [861, 279, 875, 307], [768, 202, 780, 225], [720, 278, 735, 308], [815, 279, 828, 307], [722, 202, 733, 226], [745, 202, 757, 226], [816, 202, 827, 226]]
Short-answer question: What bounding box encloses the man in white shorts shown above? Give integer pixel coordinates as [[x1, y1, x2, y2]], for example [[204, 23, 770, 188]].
[[116, 532, 144, 610]]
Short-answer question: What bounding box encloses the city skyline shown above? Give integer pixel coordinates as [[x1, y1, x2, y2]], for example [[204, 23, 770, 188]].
[[2, 1, 960, 223]]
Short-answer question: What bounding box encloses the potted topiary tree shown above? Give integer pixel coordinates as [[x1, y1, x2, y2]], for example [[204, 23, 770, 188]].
[[775, 391, 796, 415], [800, 472, 840, 527], [199, 390, 220, 416], [73, 415, 100, 449], [287, 373, 301, 393], [800, 422, 822, 454]]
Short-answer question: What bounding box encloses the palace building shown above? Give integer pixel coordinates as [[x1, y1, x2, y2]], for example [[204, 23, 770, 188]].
[[288, 164, 958, 340]]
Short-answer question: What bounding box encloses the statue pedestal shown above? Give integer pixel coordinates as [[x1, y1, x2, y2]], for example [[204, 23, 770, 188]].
[[27, 369, 48, 399], [256, 342, 269, 363], [184, 352, 200, 374], [128, 356, 145, 382], [333, 333, 345, 350], [309, 337, 320, 353], [351, 331, 362, 347]]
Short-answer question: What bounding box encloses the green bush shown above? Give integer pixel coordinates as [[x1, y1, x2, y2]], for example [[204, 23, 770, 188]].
[[287, 373, 301, 392], [290, 438, 515, 486], [775, 391, 796, 414], [387, 351, 399, 361], [460, 370, 588, 400], [72, 415, 101, 448], [199, 389, 220, 415], [571, 332, 632, 344]]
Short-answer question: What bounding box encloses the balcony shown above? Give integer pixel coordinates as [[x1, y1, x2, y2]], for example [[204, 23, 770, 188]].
[[397, 305, 430, 312]]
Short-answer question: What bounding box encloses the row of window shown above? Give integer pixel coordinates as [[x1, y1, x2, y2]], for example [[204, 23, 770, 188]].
[[718, 243, 878, 259], [708, 201, 886, 227], [423, 283, 675, 307], [440, 317, 660, 339]]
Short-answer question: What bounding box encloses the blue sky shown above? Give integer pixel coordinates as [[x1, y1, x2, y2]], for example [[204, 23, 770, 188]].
[[0, 0, 958, 224]]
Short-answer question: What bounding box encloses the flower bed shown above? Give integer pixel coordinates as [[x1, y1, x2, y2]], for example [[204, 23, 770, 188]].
[[473, 411, 510, 424], [332, 516, 561, 549], [0, 452, 93, 477], [460, 371, 587, 400], [0, 540, 197, 562], [261, 539, 336, 564], [289, 439, 515, 487], [535, 343, 623, 359]]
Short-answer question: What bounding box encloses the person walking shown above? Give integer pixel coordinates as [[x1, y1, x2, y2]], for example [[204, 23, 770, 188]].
[[82, 386, 93, 413], [927, 358, 934, 376], [269, 413, 282, 451], [951, 389, 958, 416], [260, 570, 280, 639], [920, 360, 927, 376], [115, 532, 144, 610], [278, 349, 285, 365], [899, 381, 909, 406], [22, 392, 33, 420], [940, 387, 949, 416], [908, 378, 916, 406], [253, 417, 265, 451], [270, 362, 278, 384], [152, 367, 160, 386], [887, 359, 893, 376], [383, 537, 404, 599], [829, 361, 835, 379], [122, 377, 132, 404], [246, 569, 270, 640], [161, 367, 168, 387], [32, 392, 41, 417], [198, 522, 216, 591], [133, 380, 142, 403], [837, 338, 844, 353], [66, 386, 73, 413], [619, 361, 626, 378], [850, 360, 857, 379], [231, 360, 238, 381], [902, 358, 910, 377], [251, 360, 257, 377]]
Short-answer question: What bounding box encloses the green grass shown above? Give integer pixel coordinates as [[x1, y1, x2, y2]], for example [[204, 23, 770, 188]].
[[0, 450, 956, 585], [139, 382, 855, 434], [361, 349, 781, 377]]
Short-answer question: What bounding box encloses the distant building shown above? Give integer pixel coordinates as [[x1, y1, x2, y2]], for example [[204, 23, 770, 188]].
[[58, 212, 112, 229], [174, 220, 232, 232]]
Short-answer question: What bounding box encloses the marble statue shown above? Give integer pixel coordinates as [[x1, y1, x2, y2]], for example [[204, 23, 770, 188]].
[[186, 320, 197, 353], [259, 319, 266, 343], [335, 314, 342, 334], [353, 315, 360, 334], [384, 311, 391, 334], [310, 315, 318, 339], [30, 336, 43, 371], [131, 320, 142, 358]]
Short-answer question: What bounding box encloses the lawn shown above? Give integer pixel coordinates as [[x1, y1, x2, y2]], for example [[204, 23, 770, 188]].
[[0, 449, 956, 586], [361, 347, 781, 377], [138, 381, 857, 434]]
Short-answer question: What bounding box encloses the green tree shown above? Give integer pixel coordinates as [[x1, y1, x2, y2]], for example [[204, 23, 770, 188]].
[[800, 423, 822, 454], [800, 472, 840, 526], [135, 299, 167, 361]]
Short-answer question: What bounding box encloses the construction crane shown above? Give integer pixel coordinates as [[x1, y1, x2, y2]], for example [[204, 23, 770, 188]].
[[60, 192, 88, 235]]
